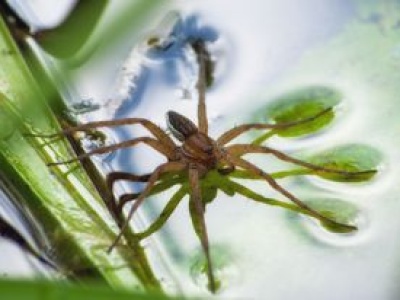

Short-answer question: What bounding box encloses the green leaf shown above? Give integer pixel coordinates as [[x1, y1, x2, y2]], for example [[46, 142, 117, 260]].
[[0, 12, 159, 291], [258, 86, 341, 137], [36, 0, 108, 59], [306, 144, 381, 182], [0, 279, 176, 300], [37, 1, 163, 62], [288, 198, 360, 234]]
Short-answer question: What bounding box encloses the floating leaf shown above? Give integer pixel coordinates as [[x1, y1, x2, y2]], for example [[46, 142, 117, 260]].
[[308, 198, 359, 233], [288, 198, 360, 234], [257, 86, 342, 138], [306, 144, 381, 182]]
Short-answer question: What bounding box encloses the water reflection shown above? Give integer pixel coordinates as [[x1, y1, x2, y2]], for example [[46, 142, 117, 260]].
[[0, 183, 54, 277]]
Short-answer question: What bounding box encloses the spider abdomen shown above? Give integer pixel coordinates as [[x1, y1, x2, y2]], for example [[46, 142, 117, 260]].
[[166, 111, 198, 141]]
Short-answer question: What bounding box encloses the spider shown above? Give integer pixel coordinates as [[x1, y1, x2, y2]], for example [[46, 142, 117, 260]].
[[45, 40, 375, 292]]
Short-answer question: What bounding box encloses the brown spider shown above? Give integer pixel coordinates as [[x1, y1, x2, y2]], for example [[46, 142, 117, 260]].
[[46, 40, 375, 292]]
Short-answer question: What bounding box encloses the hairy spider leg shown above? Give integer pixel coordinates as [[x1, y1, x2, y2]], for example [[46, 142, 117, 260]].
[[105, 168, 189, 243], [188, 164, 216, 293], [226, 144, 377, 178], [107, 161, 186, 253], [30, 118, 176, 151], [104, 172, 152, 224], [226, 154, 357, 231], [117, 177, 183, 213], [191, 40, 209, 135], [48, 137, 175, 166], [216, 107, 333, 145], [107, 171, 184, 225]]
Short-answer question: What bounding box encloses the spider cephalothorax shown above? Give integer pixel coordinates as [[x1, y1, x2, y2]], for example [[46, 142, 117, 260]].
[[45, 39, 376, 293], [167, 110, 219, 172]]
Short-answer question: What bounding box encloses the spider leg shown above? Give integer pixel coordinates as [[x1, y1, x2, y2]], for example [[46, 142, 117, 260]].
[[105, 171, 151, 224], [109, 173, 184, 224], [48, 137, 175, 166], [226, 154, 357, 231], [217, 107, 332, 145], [188, 163, 217, 293], [226, 144, 376, 178], [28, 118, 176, 150], [107, 161, 186, 253], [191, 40, 209, 134]]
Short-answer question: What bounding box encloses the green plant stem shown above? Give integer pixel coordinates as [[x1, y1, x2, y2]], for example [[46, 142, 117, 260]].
[[251, 130, 277, 145], [222, 177, 305, 214], [136, 187, 187, 240], [229, 168, 311, 180], [0, 14, 164, 292]]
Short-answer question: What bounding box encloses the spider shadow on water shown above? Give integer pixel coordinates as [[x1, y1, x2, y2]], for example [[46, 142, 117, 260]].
[[32, 38, 377, 293]]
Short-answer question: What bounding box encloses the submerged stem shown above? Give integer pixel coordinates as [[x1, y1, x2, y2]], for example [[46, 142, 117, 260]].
[[252, 130, 277, 145], [136, 186, 187, 239]]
